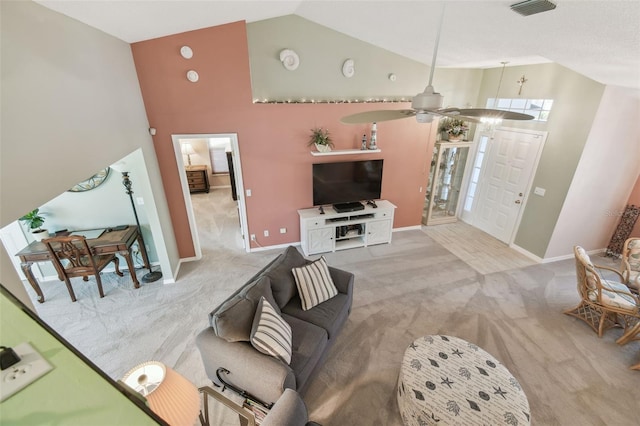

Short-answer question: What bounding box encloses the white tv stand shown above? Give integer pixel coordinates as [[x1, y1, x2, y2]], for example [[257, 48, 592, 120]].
[[298, 200, 396, 256]]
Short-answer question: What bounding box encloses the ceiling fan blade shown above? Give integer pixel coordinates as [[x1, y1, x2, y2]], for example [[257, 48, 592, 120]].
[[456, 108, 535, 121], [340, 109, 416, 124], [422, 108, 481, 123]]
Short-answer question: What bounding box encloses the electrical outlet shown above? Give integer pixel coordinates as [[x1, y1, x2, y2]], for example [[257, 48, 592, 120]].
[[280, 228, 287, 234], [0, 343, 53, 402], [250, 234, 256, 241], [263, 230, 269, 237]]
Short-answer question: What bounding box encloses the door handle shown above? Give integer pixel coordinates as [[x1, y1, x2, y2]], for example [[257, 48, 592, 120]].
[[515, 200, 522, 204]]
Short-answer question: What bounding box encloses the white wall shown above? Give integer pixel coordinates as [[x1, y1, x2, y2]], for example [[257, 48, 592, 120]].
[[545, 86, 640, 258], [0, 2, 178, 306]]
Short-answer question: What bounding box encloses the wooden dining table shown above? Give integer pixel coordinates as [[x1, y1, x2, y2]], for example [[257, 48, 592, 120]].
[[15, 225, 150, 303]]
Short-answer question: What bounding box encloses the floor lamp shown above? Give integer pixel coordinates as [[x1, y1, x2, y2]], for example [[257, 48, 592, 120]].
[[118, 171, 162, 283]]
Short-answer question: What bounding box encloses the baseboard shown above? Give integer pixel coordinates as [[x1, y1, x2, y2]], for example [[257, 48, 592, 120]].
[[393, 225, 422, 232], [509, 244, 543, 263], [510, 244, 607, 264], [540, 247, 607, 264], [249, 242, 301, 253]]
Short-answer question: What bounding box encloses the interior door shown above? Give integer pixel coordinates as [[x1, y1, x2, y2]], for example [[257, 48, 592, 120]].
[[467, 129, 544, 243]]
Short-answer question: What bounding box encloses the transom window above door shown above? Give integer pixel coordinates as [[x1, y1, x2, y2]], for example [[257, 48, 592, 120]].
[[486, 98, 554, 121]]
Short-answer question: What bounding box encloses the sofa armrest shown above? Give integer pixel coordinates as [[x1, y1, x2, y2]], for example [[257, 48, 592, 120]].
[[261, 388, 311, 426], [196, 327, 296, 405], [329, 266, 354, 296]]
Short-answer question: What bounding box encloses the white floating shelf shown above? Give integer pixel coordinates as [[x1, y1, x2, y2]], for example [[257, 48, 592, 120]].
[[310, 149, 381, 156]]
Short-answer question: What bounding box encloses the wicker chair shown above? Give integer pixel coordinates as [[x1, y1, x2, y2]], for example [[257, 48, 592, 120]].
[[564, 246, 640, 338], [620, 237, 640, 294]]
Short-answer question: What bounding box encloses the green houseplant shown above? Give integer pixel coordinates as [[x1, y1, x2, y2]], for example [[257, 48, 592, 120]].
[[19, 208, 49, 241], [308, 127, 334, 152], [438, 117, 469, 141]]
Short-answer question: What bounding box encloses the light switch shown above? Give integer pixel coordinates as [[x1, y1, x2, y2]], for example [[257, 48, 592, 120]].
[[534, 187, 546, 196], [246, 189, 252, 197]]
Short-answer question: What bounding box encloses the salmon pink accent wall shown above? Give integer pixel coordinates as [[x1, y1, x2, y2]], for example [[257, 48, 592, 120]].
[[628, 174, 640, 237], [131, 21, 433, 257]]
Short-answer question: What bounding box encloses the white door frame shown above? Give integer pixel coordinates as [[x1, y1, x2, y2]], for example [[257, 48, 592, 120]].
[[461, 126, 547, 245], [171, 133, 250, 257]]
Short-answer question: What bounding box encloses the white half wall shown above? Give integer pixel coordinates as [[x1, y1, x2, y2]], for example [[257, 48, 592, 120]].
[[545, 86, 640, 258]]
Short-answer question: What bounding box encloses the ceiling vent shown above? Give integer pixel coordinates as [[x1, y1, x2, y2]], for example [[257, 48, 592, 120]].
[[510, 0, 557, 16]]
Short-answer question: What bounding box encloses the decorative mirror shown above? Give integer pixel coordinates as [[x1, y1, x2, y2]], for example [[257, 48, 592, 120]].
[[68, 167, 111, 192]]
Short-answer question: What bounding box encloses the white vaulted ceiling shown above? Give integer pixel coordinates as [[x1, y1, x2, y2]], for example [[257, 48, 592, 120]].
[[35, 0, 640, 89]]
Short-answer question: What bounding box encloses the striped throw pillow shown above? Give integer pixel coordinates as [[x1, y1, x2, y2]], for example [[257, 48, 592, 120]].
[[291, 256, 338, 311], [250, 297, 292, 364]]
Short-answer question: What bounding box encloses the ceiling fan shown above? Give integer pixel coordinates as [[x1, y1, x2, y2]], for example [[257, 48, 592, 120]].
[[340, 6, 534, 125]]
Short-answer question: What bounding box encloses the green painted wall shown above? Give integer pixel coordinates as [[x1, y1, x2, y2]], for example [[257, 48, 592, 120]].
[[474, 63, 605, 257], [0, 288, 162, 425], [247, 15, 482, 107]]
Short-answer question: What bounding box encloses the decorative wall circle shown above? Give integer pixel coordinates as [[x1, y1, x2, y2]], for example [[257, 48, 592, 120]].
[[279, 49, 300, 71], [68, 168, 111, 192], [186, 70, 199, 82], [342, 59, 355, 78], [180, 45, 193, 59]]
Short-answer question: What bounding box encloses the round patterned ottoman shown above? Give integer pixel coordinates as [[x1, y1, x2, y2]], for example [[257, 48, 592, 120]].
[[397, 335, 530, 425]]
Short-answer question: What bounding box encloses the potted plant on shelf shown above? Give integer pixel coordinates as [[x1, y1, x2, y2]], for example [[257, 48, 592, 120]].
[[19, 208, 49, 241], [308, 127, 334, 153], [438, 117, 469, 141]]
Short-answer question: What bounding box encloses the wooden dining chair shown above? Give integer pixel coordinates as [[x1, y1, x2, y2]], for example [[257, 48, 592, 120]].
[[43, 235, 124, 302]]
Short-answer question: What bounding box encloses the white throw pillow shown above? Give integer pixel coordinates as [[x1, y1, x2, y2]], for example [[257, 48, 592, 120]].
[[250, 297, 292, 364], [291, 256, 338, 311]]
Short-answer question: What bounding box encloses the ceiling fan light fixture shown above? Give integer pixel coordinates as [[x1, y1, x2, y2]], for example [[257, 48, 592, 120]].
[[510, 0, 557, 17], [416, 113, 433, 123]]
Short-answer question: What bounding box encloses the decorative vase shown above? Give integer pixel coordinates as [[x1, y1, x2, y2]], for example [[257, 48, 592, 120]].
[[448, 134, 463, 141], [315, 143, 332, 153]]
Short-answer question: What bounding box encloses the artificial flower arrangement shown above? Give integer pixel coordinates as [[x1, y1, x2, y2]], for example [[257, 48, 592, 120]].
[[308, 127, 334, 152], [438, 117, 469, 138]]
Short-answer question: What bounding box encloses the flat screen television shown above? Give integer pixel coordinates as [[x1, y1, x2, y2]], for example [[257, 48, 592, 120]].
[[313, 159, 383, 207]]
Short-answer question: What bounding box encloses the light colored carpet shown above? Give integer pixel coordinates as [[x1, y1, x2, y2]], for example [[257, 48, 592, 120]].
[[26, 188, 639, 425]]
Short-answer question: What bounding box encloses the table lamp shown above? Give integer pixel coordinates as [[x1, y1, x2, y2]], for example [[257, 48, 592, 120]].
[[182, 143, 196, 166], [122, 361, 200, 426]]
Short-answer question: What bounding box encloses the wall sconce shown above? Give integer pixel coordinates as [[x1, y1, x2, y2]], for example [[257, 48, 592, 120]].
[[180, 45, 193, 59], [342, 59, 355, 78], [186, 70, 199, 82], [279, 49, 300, 71], [181, 142, 195, 166]]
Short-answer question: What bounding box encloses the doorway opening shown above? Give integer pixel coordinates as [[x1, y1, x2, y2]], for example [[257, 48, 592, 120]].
[[171, 134, 249, 258]]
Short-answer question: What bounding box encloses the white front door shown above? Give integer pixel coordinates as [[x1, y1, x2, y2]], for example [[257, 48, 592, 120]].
[[464, 128, 545, 243]]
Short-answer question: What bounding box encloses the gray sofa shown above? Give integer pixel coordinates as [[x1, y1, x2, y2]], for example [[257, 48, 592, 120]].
[[196, 246, 354, 406], [262, 388, 320, 426]]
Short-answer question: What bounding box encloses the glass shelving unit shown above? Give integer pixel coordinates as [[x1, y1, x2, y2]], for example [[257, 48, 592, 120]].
[[423, 141, 472, 225]]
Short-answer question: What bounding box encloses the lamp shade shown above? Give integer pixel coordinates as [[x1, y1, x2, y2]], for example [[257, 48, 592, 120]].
[[122, 361, 200, 426], [181, 143, 196, 156]]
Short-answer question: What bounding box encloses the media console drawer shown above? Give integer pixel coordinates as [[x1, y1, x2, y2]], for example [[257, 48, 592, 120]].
[[298, 200, 396, 256]]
